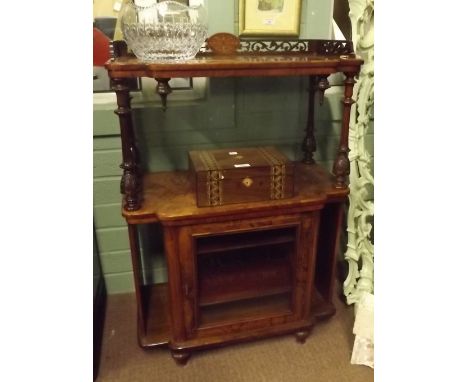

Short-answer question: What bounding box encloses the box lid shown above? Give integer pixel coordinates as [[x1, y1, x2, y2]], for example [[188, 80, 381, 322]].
[[189, 146, 293, 177]]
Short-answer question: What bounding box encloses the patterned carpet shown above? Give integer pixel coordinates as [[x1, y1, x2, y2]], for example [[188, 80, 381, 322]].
[[96, 289, 374, 382]]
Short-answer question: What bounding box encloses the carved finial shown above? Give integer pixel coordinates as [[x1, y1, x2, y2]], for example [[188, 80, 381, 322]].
[[206, 33, 240, 55], [317, 76, 330, 105], [333, 149, 350, 188], [155, 78, 172, 111], [111, 40, 128, 59]]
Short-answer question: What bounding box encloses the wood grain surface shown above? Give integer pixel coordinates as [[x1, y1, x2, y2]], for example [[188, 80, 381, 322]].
[[123, 163, 348, 225]]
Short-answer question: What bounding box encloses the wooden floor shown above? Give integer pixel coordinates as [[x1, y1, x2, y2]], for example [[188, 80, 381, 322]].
[[95, 287, 374, 382]]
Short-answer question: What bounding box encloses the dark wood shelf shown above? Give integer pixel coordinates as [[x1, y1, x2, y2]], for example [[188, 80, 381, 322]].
[[123, 163, 348, 225], [201, 286, 293, 308], [200, 293, 292, 327], [311, 289, 336, 320], [105, 36, 362, 80], [137, 283, 335, 348], [106, 53, 362, 79], [198, 242, 293, 307], [196, 226, 296, 255], [140, 283, 170, 347]]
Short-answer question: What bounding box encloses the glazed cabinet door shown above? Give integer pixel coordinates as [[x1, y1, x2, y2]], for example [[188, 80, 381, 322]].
[[172, 212, 320, 342]]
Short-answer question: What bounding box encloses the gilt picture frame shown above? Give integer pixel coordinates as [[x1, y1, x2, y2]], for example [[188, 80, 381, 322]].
[[239, 0, 302, 36]]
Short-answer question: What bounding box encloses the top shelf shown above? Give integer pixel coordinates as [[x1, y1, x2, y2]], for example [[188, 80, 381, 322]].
[[105, 33, 363, 79]]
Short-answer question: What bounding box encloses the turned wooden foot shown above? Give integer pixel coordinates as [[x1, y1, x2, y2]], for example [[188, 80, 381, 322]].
[[295, 330, 311, 344], [171, 350, 191, 366]]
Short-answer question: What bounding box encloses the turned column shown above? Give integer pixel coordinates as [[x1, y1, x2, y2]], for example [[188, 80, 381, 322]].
[[302, 76, 317, 164], [333, 73, 357, 188], [302, 76, 330, 164], [112, 77, 141, 211]]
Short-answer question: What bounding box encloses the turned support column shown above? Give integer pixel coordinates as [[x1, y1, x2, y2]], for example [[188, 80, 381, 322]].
[[302, 76, 317, 164], [302, 76, 330, 164], [333, 73, 357, 188], [112, 78, 141, 211]]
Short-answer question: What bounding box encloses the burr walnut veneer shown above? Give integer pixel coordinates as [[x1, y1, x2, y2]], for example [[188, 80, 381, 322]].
[[105, 33, 362, 365]]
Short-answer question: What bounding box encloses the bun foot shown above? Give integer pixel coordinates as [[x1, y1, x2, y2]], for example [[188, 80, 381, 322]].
[[295, 330, 310, 344], [171, 350, 191, 366]]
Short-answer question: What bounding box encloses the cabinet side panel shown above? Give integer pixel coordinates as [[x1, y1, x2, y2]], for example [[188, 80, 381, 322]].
[[315, 202, 344, 303], [178, 226, 199, 337], [163, 226, 186, 342], [127, 225, 146, 331], [296, 211, 320, 319]]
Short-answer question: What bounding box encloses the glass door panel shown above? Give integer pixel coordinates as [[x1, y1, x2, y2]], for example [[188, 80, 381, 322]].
[[195, 226, 297, 326]]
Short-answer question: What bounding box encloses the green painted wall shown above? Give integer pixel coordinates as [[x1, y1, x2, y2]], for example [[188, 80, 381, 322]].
[[93, 1, 374, 294]]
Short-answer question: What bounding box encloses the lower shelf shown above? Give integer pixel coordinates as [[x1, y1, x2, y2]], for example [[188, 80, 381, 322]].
[[139, 283, 335, 349], [311, 289, 336, 320], [140, 284, 170, 347], [200, 292, 292, 327]]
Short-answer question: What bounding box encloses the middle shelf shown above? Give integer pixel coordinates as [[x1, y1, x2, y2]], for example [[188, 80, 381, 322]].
[[122, 162, 349, 225], [195, 226, 296, 255]]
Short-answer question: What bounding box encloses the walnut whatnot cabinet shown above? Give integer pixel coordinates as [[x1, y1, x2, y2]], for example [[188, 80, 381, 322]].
[[105, 33, 363, 365]]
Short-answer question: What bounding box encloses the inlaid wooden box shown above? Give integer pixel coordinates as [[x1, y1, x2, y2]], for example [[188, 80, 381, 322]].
[[188, 146, 295, 207]]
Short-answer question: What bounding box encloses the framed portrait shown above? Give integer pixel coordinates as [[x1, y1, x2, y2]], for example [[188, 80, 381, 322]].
[[239, 0, 302, 36]]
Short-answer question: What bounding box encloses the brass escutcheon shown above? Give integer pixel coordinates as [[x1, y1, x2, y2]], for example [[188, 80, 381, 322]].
[[242, 177, 253, 187]]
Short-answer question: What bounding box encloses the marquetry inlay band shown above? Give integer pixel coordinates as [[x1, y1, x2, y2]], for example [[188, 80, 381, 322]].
[[258, 147, 286, 200], [199, 151, 223, 206]]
